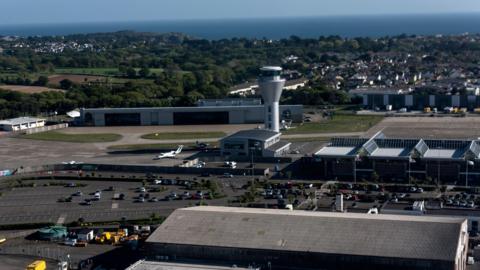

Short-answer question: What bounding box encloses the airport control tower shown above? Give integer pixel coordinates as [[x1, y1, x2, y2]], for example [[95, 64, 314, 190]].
[[259, 66, 286, 132]]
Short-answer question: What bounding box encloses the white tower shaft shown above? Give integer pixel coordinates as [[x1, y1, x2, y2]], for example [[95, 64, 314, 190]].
[[259, 66, 285, 132]]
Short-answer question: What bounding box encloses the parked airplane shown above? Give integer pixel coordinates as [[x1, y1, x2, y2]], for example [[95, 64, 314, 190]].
[[62, 161, 83, 165], [154, 145, 183, 160]]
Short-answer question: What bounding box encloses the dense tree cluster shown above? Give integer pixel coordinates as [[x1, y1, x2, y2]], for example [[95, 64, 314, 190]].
[[1, 31, 480, 117]]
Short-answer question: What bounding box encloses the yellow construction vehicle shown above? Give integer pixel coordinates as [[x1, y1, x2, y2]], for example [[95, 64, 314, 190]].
[[26, 260, 46, 270], [95, 232, 111, 244]]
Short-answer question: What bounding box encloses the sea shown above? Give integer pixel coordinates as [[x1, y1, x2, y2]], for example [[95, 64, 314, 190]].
[[1, 13, 480, 39]]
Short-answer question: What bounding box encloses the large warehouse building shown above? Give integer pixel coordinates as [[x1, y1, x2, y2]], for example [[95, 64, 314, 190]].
[[78, 103, 302, 126], [313, 132, 480, 185], [360, 93, 480, 111], [146, 206, 468, 270]]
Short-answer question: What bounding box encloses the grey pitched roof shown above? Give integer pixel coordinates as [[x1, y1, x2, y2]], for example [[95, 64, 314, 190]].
[[0, 117, 45, 125], [316, 133, 480, 160], [266, 140, 291, 152], [221, 129, 280, 142], [126, 260, 252, 270], [147, 206, 465, 262]]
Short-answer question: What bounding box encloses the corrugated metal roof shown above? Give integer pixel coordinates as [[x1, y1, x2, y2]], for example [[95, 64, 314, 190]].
[[0, 117, 45, 125], [126, 260, 252, 270], [266, 140, 291, 152], [316, 134, 480, 160], [316, 146, 358, 157], [147, 206, 465, 262]]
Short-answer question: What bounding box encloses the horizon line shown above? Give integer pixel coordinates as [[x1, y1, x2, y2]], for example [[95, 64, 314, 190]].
[[1, 11, 480, 27]]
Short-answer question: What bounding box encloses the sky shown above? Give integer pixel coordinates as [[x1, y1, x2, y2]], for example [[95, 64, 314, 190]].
[[1, 0, 480, 25]]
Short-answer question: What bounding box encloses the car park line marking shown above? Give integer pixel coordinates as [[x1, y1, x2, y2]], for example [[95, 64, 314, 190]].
[[56, 214, 67, 224], [112, 202, 119, 209]]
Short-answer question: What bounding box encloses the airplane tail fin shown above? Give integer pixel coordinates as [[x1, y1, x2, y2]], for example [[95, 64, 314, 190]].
[[175, 145, 183, 154]]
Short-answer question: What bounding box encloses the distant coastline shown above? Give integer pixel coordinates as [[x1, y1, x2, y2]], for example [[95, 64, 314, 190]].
[[1, 13, 480, 39]]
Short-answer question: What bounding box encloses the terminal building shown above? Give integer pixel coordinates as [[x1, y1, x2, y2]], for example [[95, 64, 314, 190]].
[[313, 132, 480, 184], [146, 206, 468, 270], [77, 102, 302, 126]]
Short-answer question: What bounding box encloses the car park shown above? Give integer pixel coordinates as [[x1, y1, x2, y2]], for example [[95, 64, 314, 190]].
[[468, 201, 475, 208], [81, 200, 92, 206], [148, 197, 158, 202]]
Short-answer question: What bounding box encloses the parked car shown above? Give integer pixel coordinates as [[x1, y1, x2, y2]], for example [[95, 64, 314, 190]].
[[468, 201, 475, 208], [148, 197, 158, 202]]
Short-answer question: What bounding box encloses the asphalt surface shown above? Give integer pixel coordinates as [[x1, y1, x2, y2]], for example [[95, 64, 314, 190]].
[[0, 178, 251, 226], [365, 116, 480, 139], [0, 254, 57, 270]]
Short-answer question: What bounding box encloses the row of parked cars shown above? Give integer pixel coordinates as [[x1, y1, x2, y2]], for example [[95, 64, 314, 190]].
[[444, 193, 477, 208]]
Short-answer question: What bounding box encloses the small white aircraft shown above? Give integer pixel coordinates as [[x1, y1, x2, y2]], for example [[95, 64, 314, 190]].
[[62, 161, 83, 165], [154, 145, 183, 160]]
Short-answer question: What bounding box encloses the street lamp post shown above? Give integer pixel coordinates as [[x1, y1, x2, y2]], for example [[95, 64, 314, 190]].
[[408, 157, 416, 185], [437, 160, 441, 186], [250, 142, 260, 182], [353, 155, 360, 184], [466, 159, 475, 187]]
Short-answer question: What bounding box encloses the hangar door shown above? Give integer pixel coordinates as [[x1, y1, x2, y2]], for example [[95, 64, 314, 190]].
[[173, 111, 229, 125], [104, 113, 141, 126]]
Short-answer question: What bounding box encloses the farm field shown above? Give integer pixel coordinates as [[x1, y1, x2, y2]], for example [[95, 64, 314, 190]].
[[0, 85, 64, 94], [48, 74, 108, 85], [54, 67, 164, 76]]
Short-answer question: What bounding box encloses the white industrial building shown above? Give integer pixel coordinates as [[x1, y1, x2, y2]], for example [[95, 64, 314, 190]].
[[220, 129, 291, 158], [0, 117, 45, 131], [78, 104, 302, 126]]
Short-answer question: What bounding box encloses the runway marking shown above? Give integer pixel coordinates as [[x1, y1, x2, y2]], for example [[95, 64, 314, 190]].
[[57, 214, 67, 224], [112, 202, 119, 209]]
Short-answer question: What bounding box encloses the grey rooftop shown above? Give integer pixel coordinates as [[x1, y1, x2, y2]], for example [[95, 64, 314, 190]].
[[316, 132, 480, 160], [147, 206, 465, 262], [221, 129, 280, 142], [0, 116, 45, 125]]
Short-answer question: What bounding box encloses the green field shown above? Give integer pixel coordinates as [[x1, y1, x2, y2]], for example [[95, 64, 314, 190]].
[[54, 67, 164, 76], [284, 115, 383, 134], [21, 131, 122, 143], [141, 131, 226, 140]]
